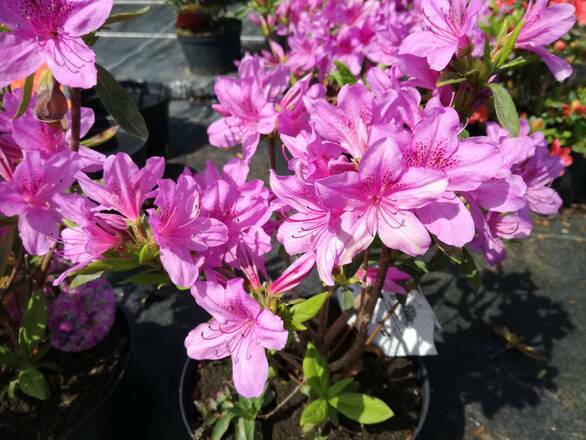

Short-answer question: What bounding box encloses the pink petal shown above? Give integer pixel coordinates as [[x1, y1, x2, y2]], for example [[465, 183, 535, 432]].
[[232, 338, 268, 398], [377, 207, 431, 256], [269, 252, 316, 295], [0, 32, 44, 85], [391, 167, 448, 209], [416, 194, 475, 247], [18, 207, 59, 255], [62, 0, 114, 37], [159, 246, 202, 288], [46, 38, 97, 89], [254, 310, 288, 350], [185, 321, 232, 360]]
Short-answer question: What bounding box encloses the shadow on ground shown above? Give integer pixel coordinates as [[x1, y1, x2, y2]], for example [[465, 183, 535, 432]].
[[421, 269, 574, 439]]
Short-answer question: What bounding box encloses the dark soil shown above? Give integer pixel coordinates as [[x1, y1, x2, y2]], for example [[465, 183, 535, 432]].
[[0, 310, 130, 440], [183, 355, 422, 440]]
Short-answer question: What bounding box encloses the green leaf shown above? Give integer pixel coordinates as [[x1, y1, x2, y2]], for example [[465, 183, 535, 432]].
[[18, 365, 50, 400], [303, 342, 329, 396], [235, 417, 255, 440], [19, 290, 48, 355], [340, 287, 355, 311], [211, 412, 235, 440], [327, 378, 355, 398], [435, 239, 463, 264], [122, 271, 170, 287], [290, 292, 329, 324], [139, 243, 158, 264], [104, 6, 150, 26], [436, 72, 467, 88], [73, 257, 140, 276], [300, 398, 328, 431], [332, 61, 357, 86], [462, 248, 481, 290], [13, 74, 35, 119], [95, 65, 148, 139], [70, 272, 103, 289], [494, 18, 525, 68], [8, 379, 17, 399], [488, 83, 520, 137], [328, 393, 393, 424], [80, 126, 119, 148], [0, 345, 20, 368]]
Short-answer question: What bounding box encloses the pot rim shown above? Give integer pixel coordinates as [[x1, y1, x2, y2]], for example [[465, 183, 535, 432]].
[[179, 355, 431, 439]]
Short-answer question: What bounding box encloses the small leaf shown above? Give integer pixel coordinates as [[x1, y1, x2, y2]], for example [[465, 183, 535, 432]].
[[436, 72, 467, 88], [95, 65, 148, 139], [494, 18, 525, 68], [80, 126, 119, 148], [435, 239, 463, 264], [488, 83, 520, 137], [18, 365, 50, 400], [462, 248, 481, 290], [0, 345, 20, 368], [8, 379, 17, 399], [300, 398, 328, 430], [327, 378, 355, 398], [73, 257, 139, 276], [70, 272, 103, 289], [104, 6, 150, 26], [328, 393, 393, 424], [235, 417, 255, 440], [122, 271, 170, 286], [139, 243, 158, 264], [332, 61, 357, 86], [290, 292, 329, 324], [211, 412, 235, 440], [340, 288, 355, 311], [303, 342, 329, 396], [19, 290, 48, 355], [13, 74, 35, 119]]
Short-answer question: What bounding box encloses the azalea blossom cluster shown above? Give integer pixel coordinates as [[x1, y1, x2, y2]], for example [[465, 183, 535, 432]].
[[0, 0, 578, 417]]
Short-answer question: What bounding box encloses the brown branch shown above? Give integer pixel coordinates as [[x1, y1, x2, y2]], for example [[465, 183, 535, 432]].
[[324, 311, 351, 348], [258, 382, 303, 420], [329, 247, 391, 373], [364, 301, 401, 346], [69, 88, 81, 152]]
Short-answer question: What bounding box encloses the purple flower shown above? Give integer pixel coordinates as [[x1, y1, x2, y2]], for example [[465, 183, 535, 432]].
[[0, 151, 80, 255], [77, 153, 164, 222], [148, 175, 228, 288], [516, 0, 576, 81], [399, 0, 484, 70], [185, 279, 288, 397], [0, 0, 114, 88]]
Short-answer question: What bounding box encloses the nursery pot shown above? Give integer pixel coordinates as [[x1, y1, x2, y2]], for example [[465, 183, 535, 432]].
[[177, 18, 242, 75], [178, 357, 431, 439], [0, 307, 132, 440]]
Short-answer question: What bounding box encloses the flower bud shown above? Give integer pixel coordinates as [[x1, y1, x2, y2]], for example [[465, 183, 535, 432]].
[[35, 81, 68, 123]]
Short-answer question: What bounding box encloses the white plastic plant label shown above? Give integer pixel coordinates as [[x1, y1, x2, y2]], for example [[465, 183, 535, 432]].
[[336, 286, 440, 356]]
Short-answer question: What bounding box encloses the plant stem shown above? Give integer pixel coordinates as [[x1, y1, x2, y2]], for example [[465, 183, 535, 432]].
[[268, 134, 276, 171], [258, 382, 303, 420], [69, 88, 81, 152], [329, 247, 391, 373], [364, 301, 401, 346]]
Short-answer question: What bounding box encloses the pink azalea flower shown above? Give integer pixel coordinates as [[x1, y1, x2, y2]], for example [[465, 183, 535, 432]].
[[317, 139, 448, 259], [356, 265, 411, 294], [148, 175, 228, 288], [0, 151, 80, 255], [400, 107, 502, 246], [516, 0, 576, 81], [399, 0, 484, 70], [268, 251, 316, 296], [270, 171, 347, 285], [185, 279, 288, 398], [193, 160, 273, 271], [53, 193, 126, 285], [0, 0, 114, 88], [207, 76, 278, 161], [77, 153, 164, 222]]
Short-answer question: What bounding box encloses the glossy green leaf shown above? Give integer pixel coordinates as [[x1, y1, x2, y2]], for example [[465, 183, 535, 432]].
[[139, 243, 158, 264], [328, 393, 393, 424], [488, 83, 520, 137], [0, 345, 20, 368], [122, 271, 170, 287], [95, 65, 148, 139], [494, 18, 525, 68], [332, 61, 357, 86], [18, 365, 50, 400], [73, 257, 140, 276], [105, 6, 150, 25], [303, 342, 329, 396], [81, 126, 119, 148], [327, 378, 355, 398], [13, 74, 35, 119], [70, 272, 103, 289], [211, 412, 235, 440], [19, 290, 48, 354], [300, 398, 328, 431], [290, 292, 328, 324]]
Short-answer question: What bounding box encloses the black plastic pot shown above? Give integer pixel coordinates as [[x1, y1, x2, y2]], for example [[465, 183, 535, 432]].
[[179, 356, 431, 439], [62, 308, 133, 440], [178, 18, 242, 75]]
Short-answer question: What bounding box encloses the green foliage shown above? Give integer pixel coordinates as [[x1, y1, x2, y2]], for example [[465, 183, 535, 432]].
[[195, 385, 265, 440], [281, 292, 328, 331], [1, 291, 52, 401], [488, 83, 520, 136], [331, 61, 358, 87], [12, 74, 34, 119], [95, 65, 148, 139], [300, 342, 394, 432], [104, 6, 151, 26]]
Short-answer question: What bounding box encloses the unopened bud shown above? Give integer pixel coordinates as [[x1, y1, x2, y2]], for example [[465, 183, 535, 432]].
[[35, 81, 68, 122]]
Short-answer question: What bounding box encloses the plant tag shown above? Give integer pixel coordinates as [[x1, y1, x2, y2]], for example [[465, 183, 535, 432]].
[[337, 286, 439, 356]]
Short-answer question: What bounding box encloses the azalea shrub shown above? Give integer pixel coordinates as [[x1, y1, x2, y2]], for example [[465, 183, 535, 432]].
[[0, 0, 579, 438]]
